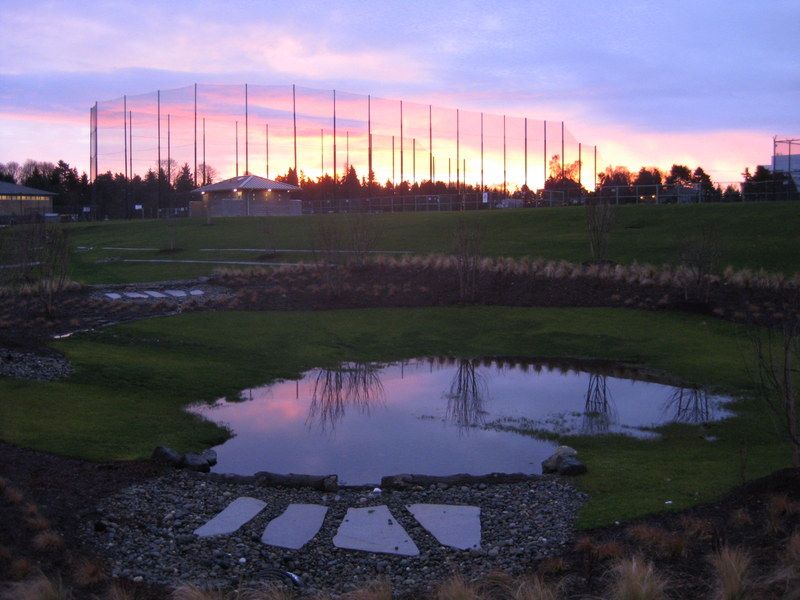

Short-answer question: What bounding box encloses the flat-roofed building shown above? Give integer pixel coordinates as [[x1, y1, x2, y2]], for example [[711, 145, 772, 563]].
[[0, 181, 55, 222], [190, 174, 301, 218]]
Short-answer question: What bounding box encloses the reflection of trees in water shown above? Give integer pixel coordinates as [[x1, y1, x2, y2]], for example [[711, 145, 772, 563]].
[[663, 387, 713, 424], [306, 363, 385, 431], [582, 374, 616, 434], [444, 359, 489, 429]]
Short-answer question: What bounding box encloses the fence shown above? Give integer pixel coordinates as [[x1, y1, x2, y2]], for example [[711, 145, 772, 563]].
[[89, 83, 603, 194]]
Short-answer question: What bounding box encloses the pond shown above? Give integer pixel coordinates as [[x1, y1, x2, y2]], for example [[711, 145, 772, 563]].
[[189, 358, 732, 485]]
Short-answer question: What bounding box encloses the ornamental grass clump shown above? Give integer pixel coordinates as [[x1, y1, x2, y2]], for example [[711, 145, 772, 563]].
[[708, 546, 751, 600], [607, 557, 668, 600]]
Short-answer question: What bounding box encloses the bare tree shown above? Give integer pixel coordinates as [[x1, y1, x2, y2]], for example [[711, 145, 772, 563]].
[[444, 359, 489, 430], [585, 197, 615, 262], [746, 295, 800, 468], [35, 226, 71, 317], [346, 212, 382, 266], [452, 219, 483, 302], [678, 224, 721, 302]]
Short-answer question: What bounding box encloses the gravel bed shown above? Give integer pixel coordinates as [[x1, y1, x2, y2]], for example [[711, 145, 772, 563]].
[[81, 470, 586, 597], [0, 348, 73, 381]]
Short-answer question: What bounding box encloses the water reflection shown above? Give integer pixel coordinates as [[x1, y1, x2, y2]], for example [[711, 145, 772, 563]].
[[582, 374, 617, 434], [444, 359, 489, 429], [306, 363, 385, 431], [190, 357, 734, 482], [662, 386, 714, 424]]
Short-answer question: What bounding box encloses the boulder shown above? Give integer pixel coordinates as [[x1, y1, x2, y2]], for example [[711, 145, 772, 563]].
[[151, 446, 182, 466], [199, 449, 218, 466], [183, 453, 212, 472], [541, 446, 586, 476]]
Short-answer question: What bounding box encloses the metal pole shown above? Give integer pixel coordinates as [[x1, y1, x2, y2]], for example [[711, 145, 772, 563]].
[[129, 110, 132, 179], [578, 142, 582, 188], [524, 117, 528, 188], [333, 89, 337, 181], [346, 131, 349, 170], [244, 83, 249, 175], [400, 100, 404, 185], [561, 121, 565, 180], [235, 120, 239, 177], [456, 109, 460, 193], [368, 95, 373, 190], [429, 104, 433, 181], [292, 84, 297, 177], [193, 83, 197, 186], [594, 145, 597, 190], [448, 157, 451, 187], [157, 91, 161, 209], [123, 95, 128, 180], [265, 123, 269, 179], [320, 128, 324, 178], [543, 120, 547, 185], [413, 138, 416, 184], [202, 117, 206, 185], [503, 115, 507, 196], [167, 113, 171, 188], [480, 112, 484, 191], [392, 135, 395, 185]]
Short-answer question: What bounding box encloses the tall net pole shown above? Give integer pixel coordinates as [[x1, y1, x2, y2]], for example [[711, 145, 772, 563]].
[[428, 104, 433, 182], [265, 123, 269, 179], [503, 115, 507, 196], [367, 95, 373, 192], [128, 110, 132, 179], [123, 95, 128, 180], [292, 84, 297, 177], [193, 83, 197, 186], [456, 109, 460, 193], [400, 100, 404, 186], [523, 117, 527, 189], [157, 90, 161, 210], [333, 90, 337, 182], [543, 120, 547, 186], [480, 112, 484, 191], [244, 84, 249, 175], [560, 121, 565, 180], [235, 120, 239, 177]]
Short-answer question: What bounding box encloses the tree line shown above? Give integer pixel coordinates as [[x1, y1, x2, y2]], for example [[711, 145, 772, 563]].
[[0, 155, 796, 220]]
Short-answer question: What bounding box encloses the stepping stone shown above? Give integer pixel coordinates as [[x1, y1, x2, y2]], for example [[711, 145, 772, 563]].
[[144, 290, 167, 298], [189, 289, 205, 296], [123, 292, 149, 299], [333, 505, 419, 556], [261, 503, 328, 550], [104, 292, 122, 300], [407, 504, 481, 550], [164, 289, 187, 298], [193, 497, 266, 538]]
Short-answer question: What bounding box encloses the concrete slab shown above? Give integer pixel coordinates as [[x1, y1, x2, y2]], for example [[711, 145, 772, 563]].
[[333, 505, 419, 556], [123, 292, 149, 299], [189, 289, 205, 296], [406, 504, 481, 550], [104, 292, 122, 300], [164, 289, 188, 298], [193, 497, 266, 538], [143, 290, 167, 298], [261, 503, 328, 550]]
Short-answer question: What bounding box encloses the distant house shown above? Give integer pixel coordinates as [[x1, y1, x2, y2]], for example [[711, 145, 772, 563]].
[[0, 181, 56, 222], [662, 183, 700, 204], [190, 174, 301, 218]]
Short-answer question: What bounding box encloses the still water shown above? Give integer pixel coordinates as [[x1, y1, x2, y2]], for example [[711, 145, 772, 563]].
[[189, 358, 731, 485]]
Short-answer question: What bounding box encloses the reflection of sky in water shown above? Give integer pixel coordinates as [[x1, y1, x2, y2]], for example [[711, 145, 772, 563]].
[[189, 359, 732, 485]]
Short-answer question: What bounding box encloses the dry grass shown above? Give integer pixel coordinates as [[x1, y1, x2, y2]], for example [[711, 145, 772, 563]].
[[25, 515, 52, 533], [3, 485, 25, 505], [435, 573, 483, 600], [342, 580, 392, 600], [507, 575, 561, 600], [71, 557, 106, 587], [7, 557, 34, 580], [708, 546, 751, 600], [767, 494, 800, 532], [606, 557, 668, 600], [625, 523, 685, 558], [729, 508, 753, 528], [100, 583, 136, 600], [171, 586, 227, 600], [679, 515, 714, 542], [31, 531, 64, 553], [171, 585, 296, 600], [0, 574, 70, 600], [536, 557, 568, 577]]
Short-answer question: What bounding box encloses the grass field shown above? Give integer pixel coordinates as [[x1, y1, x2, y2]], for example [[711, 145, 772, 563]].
[[66, 202, 800, 283], [0, 307, 788, 528]]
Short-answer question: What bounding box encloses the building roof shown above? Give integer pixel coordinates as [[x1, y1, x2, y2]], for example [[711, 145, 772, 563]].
[[192, 174, 300, 194], [0, 181, 57, 196]]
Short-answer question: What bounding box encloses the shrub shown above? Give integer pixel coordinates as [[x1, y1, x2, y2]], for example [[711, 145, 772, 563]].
[[607, 557, 668, 600], [72, 558, 106, 587], [708, 546, 751, 600], [32, 530, 64, 553]]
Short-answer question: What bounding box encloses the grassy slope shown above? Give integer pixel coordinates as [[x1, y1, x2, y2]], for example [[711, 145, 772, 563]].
[[67, 202, 800, 283], [0, 307, 787, 528]]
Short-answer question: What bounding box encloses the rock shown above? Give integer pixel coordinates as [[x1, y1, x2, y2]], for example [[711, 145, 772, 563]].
[[183, 453, 211, 472], [540, 446, 587, 475], [556, 456, 587, 476], [151, 446, 183, 466], [199, 449, 218, 466]]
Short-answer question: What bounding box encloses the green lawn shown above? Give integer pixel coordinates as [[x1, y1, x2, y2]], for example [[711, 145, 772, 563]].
[[0, 307, 788, 528], [65, 202, 800, 283]]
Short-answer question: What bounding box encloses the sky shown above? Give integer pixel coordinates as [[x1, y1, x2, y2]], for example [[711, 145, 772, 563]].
[[0, 0, 798, 187]]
